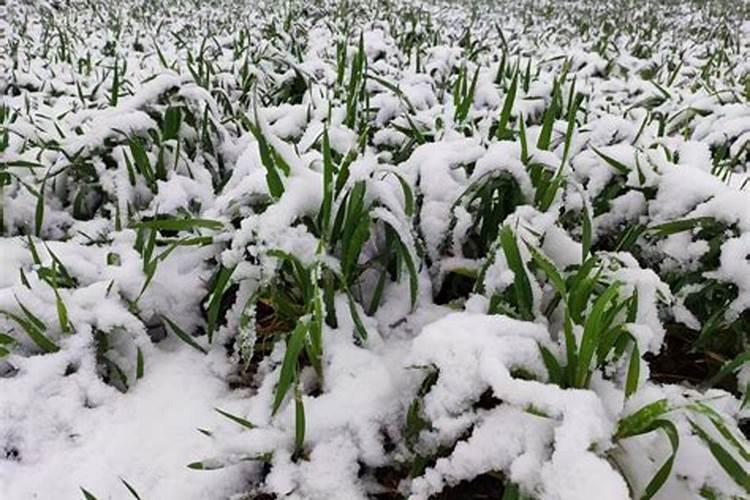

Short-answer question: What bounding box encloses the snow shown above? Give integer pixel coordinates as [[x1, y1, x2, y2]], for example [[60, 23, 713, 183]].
[[1, 0, 749, 498], [0, 344, 249, 500]]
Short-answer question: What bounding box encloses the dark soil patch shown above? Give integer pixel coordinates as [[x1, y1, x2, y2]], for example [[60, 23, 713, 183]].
[[646, 325, 749, 439], [372, 468, 507, 499], [433, 473, 507, 499], [645, 324, 710, 386]]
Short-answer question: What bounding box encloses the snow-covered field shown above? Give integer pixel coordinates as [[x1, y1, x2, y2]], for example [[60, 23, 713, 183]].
[[1, 0, 749, 498]]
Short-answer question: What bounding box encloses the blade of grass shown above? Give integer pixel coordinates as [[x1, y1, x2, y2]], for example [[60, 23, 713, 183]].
[[272, 321, 307, 414], [1, 309, 58, 353], [137, 217, 223, 232], [81, 487, 99, 500], [499, 226, 534, 321], [215, 407, 255, 429], [689, 419, 750, 493], [162, 315, 207, 354], [576, 282, 621, 387], [294, 382, 305, 457], [497, 71, 518, 140], [592, 147, 630, 175], [120, 478, 142, 500], [206, 265, 234, 342]]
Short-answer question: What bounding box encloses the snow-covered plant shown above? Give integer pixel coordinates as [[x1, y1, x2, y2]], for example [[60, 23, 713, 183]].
[[2, 0, 750, 499]]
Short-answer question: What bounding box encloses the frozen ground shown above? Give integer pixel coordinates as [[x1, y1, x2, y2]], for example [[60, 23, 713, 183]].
[[1, 0, 749, 499]]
